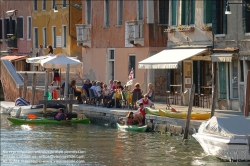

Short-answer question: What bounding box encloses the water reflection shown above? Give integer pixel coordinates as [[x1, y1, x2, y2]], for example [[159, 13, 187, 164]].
[[1, 114, 250, 166]]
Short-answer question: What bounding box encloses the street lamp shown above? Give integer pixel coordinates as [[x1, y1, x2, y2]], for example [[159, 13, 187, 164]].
[[225, 2, 246, 14], [53, 4, 82, 12]]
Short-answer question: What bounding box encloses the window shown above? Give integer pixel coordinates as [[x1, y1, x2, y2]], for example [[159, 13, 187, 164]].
[[52, 0, 56, 9], [108, 49, 115, 81], [34, 0, 38, 11], [63, 0, 66, 8], [231, 60, 238, 99], [17, 17, 23, 38], [27, 16, 31, 40], [4, 19, 9, 39], [159, 0, 169, 24], [219, 62, 226, 99], [128, 55, 136, 78], [42, 0, 46, 10], [240, 60, 244, 82], [245, 0, 250, 33], [172, 0, 177, 26], [34, 28, 38, 48], [0, 19, 2, 39], [203, 0, 212, 24], [43, 27, 47, 48], [212, 0, 227, 34], [52, 26, 56, 48], [138, 0, 143, 20], [62, 25, 66, 48], [104, 0, 110, 27], [117, 0, 123, 25], [86, 0, 91, 24], [181, 0, 195, 25]]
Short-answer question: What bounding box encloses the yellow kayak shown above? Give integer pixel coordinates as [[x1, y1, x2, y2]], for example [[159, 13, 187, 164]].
[[159, 109, 210, 120]]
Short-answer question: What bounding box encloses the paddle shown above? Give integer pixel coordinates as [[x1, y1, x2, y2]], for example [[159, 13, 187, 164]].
[[28, 114, 37, 119]]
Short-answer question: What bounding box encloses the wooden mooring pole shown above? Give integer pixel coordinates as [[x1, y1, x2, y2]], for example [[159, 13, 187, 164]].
[[210, 84, 217, 118], [30, 73, 37, 105], [22, 72, 28, 99], [244, 70, 250, 117], [183, 84, 195, 140]]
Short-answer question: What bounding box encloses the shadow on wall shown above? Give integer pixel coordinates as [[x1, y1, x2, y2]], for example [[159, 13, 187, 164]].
[[83, 69, 96, 81], [0, 80, 4, 101]]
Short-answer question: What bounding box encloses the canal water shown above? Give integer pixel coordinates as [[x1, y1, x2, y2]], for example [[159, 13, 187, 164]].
[[0, 114, 248, 166]]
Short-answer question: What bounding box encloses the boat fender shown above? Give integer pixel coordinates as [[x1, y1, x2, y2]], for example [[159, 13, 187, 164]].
[[7, 107, 14, 115], [15, 107, 21, 118]]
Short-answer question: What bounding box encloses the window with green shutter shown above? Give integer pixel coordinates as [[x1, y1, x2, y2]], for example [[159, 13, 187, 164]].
[[181, 0, 195, 25], [245, 0, 250, 32], [159, 0, 169, 24], [172, 0, 177, 25], [86, 0, 91, 25], [219, 62, 227, 99], [212, 0, 227, 34], [17, 17, 23, 38], [203, 0, 212, 24], [0, 19, 2, 39]]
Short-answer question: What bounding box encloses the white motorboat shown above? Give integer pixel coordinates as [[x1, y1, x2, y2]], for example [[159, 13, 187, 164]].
[[192, 116, 250, 161]]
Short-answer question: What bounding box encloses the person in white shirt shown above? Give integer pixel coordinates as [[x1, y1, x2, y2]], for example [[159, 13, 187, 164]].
[[136, 94, 154, 108], [90, 81, 97, 97], [95, 82, 103, 97]]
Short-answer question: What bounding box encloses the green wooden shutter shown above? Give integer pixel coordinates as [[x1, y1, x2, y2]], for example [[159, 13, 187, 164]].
[[172, 0, 177, 25], [219, 63, 226, 99], [204, 0, 212, 24], [185, 0, 190, 25], [245, 0, 250, 32], [191, 0, 195, 24], [212, 0, 217, 34], [181, 0, 186, 25], [17, 18, 23, 38]]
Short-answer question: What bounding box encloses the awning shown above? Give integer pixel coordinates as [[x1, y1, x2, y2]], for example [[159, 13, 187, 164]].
[[138, 49, 206, 69], [0, 55, 29, 62], [210, 53, 233, 62]]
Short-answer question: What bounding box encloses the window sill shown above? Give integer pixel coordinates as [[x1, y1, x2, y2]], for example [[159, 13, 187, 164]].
[[114, 25, 123, 27], [215, 34, 226, 38], [102, 26, 110, 29], [245, 33, 250, 36], [157, 24, 168, 26], [27, 39, 31, 41]]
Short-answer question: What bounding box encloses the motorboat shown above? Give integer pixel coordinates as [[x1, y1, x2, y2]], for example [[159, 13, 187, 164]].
[[192, 116, 250, 161]]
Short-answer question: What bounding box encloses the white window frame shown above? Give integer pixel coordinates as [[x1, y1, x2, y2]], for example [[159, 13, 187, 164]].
[[52, 26, 56, 48], [116, 0, 123, 25], [27, 16, 32, 40], [42, 27, 47, 48], [42, 0, 46, 10], [137, 0, 144, 21], [17, 16, 24, 40], [106, 48, 115, 83], [33, 27, 38, 48], [85, 0, 91, 25], [34, 0, 38, 11], [128, 54, 136, 79], [62, 25, 66, 48], [230, 59, 239, 99]]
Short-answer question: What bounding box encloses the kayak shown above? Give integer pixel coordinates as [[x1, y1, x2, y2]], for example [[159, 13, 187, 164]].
[[159, 109, 210, 120], [7, 117, 90, 124], [116, 123, 147, 132], [145, 107, 159, 116]]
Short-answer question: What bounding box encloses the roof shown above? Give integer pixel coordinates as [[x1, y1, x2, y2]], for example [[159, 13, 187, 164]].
[[0, 55, 30, 61]]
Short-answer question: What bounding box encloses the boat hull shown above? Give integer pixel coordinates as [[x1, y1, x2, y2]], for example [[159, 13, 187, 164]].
[[117, 123, 147, 132], [193, 133, 250, 161], [145, 107, 159, 116], [159, 109, 210, 120], [7, 117, 90, 124]]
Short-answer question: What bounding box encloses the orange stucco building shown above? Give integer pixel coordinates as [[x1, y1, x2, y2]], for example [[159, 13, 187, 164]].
[[77, 0, 168, 93]]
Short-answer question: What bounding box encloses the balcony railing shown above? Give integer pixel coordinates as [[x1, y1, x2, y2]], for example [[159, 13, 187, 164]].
[[76, 24, 91, 47], [126, 20, 144, 46]]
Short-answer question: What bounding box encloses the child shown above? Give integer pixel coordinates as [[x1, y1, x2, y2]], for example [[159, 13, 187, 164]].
[[119, 111, 134, 125], [133, 103, 146, 126], [54, 108, 66, 121]]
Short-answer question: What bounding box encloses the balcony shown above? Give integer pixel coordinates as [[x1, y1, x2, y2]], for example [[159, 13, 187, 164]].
[[76, 24, 91, 48], [126, 20, 144, 46]]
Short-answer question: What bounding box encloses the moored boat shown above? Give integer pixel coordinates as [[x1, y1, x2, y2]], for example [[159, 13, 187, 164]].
[[159, 109, 210, 120], [192, 116, 250, 161], [116, 123, 147, 132], [7, 117, 90, 124], [145, 107, 159, 116]]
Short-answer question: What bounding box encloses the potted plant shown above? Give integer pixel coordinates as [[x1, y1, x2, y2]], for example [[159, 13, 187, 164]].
[[175, 25, 195, 32], [201, 24, 212, 31], [164, 28, 175, 33], [10, 35, 16, 40]]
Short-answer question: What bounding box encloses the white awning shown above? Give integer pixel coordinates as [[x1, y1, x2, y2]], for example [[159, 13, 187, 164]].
[[138, 49, 206, 69], [210, 53, 233, 62]]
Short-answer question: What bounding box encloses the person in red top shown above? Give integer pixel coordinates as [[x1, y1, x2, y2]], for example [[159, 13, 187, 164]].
[[133, 103, 146, 126], [136, 94, 154, 108], [119, 111, 135, 125]]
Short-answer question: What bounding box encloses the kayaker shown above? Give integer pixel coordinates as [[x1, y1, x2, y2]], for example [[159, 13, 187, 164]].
[[54, 108, 67, 121], [119, 111, 135, 125], [133, 103, 146, 126]]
